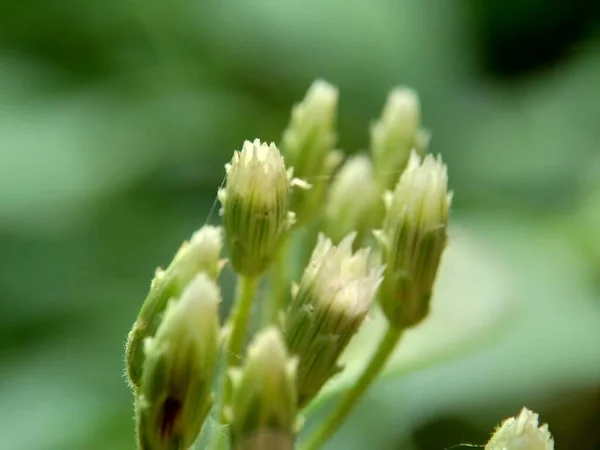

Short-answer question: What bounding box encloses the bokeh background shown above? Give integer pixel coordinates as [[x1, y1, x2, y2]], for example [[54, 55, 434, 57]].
[[1, 0, 600, 449]]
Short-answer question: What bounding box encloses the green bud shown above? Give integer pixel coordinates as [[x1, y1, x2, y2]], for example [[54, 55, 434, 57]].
[[126, 225, 223, 391], [486, 408, 554, 450], [374, 151, 451, 329], [371, 87, 429, 191], [321, 154, 379, 246], [229, 327, 298, 450], [281, 79, 342, 224], [137, 273, 221, 450], [283, 233, 383, 408], [218, 139, 297, 277]]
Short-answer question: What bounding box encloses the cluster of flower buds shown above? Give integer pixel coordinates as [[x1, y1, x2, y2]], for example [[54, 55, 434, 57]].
[[137, 274, 221, 450], [281, 79, 343, 225], [124, 225, 224, 450], [126, 225, 224, 391], [283, 233, 384, 407], [124, 80, 461, 450], [486, 408, 554, 450]]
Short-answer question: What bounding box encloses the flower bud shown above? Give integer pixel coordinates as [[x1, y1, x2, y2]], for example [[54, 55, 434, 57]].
[[486, 408, 554, 450], [229, 327, 297, 450], [218, 139, 296, 277], [136, 274, 221, 450], [371, 87, 429, 191], [283, 233, 383, 407], [281, 79, 342, 224], [321, 154, 379, 246], [374, 151, 451, 329], [126, 225, 224, 391]]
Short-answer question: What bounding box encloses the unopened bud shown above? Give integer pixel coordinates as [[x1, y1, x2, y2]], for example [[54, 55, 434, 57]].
[[283, 233, 383, 407], [229, 327, 297, 450], [374, 151, 451, 328], [486, 408, 554, 450], [126, 225, 224, 390], [219, 139, 296, 277], [371, 87, 429, 191], [281, 79, 342, 224], [136, 274, 221, 450], [322, 154, 379, 246]]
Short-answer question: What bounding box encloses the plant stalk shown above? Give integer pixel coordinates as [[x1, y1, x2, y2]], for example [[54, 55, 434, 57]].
[[208, 275, 259, 450], [264, 238, 290, 326], [300, 325, 404, 450]]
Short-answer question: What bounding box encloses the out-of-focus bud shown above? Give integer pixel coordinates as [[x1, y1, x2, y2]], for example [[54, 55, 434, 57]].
[[486, 408, 554, 450], [370, 87, 429, 191], [229, 327, 297, 450], [283, 233, 383, 407], [126, 226, 224, 391], [374, 151, 451, 329], [321, 154, 379, 246], [136, 274, 221, 450], [218, 139, 298, 277], [281, 79, 343, 225]]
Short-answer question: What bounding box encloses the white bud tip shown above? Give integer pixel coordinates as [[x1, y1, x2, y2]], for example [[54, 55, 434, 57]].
[[384, 87, 420, 123], [166, 273, 221, 330], [189, 225, 223, 255], [239, 139, 283, 169], [248, 327, 288, 364], [306, 79, 339, 108], [486, 408, 554, 450], [390, 149, 451, 227], [306, 232, 383, 319]]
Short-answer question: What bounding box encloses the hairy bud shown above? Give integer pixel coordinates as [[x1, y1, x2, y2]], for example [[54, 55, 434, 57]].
[[229, 327, 297, 450], [284, 233, 383, 407], [375, 151, 451, 328], [486, 408, 554, 450], [126, 226, 224, 390], [219, 139, 299, 277], [136, 274, 221, 450]]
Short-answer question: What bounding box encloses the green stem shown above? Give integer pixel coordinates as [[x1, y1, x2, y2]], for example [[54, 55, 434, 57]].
[[222, 275, 259, 413], [300, 326, 404, 450], [208, 275, 259, 450], [264, 238, 290, 326]]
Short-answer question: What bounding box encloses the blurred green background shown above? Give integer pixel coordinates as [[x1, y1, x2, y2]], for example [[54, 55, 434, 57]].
[[1, 0, 599, 449]]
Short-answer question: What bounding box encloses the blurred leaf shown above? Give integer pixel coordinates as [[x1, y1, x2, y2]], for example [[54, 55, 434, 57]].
[[306, 214, 600, 450], [0, 71, 264, 233], [571, 153, 600, 270], [443, 40, 600, 210]]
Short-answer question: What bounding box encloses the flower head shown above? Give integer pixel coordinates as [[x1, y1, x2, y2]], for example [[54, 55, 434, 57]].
[[281, 79, 342, 224], [375, 151, 451, 328], [283, 233, 384, 407], [371, 87, 429, 191], [136, 274, 221, 450], [486, 408, 554, 450], [229, 327, 297, 449], [219, 139, 295, 276]]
